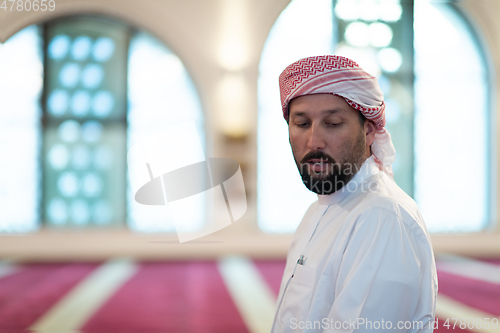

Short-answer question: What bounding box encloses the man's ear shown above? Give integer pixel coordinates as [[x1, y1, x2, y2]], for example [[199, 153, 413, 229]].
[[364, 120, 376, 147]]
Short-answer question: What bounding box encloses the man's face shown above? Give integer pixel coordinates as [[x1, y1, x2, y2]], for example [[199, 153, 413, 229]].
[[288, 94, 375, 195]]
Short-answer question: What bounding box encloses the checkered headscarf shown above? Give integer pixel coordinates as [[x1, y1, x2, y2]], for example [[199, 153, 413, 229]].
[[279, 55, 396, 178]]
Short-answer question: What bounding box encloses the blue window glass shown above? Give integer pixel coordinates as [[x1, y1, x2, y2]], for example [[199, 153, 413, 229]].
[[44, 17, 128, 228]]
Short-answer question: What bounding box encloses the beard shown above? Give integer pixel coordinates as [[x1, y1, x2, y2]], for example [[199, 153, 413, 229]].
[[294, 130, 367, 195]]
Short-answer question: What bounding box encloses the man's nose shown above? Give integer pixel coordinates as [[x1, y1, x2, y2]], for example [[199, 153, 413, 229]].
[[307, 125, 325, 150]]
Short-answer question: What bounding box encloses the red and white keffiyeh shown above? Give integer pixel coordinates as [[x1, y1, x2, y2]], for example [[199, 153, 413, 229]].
[[279, 55, 396, 178]]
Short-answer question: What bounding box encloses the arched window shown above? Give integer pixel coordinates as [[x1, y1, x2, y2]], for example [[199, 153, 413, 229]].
[[0, 25, 41, 232], [127, 32, 205, 232], [414, 2, 490, 232], [257, 0, 492, 233], [257, 0, 335, 233], [0, 16, 205, 232]]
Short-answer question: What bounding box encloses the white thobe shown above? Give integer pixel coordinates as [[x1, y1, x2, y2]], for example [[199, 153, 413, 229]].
[[271, 155, 438, 333]]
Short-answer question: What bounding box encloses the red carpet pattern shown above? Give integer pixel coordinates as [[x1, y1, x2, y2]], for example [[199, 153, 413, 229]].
[[0, 256, 496, 332], [0, 263, 98, 330]]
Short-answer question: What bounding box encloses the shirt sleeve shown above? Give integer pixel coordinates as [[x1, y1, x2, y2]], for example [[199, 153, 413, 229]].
[[324, 206, 432, 333]]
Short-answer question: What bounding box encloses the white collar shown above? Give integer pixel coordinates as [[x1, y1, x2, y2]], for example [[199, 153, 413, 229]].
[[317, 155, 380, 206]]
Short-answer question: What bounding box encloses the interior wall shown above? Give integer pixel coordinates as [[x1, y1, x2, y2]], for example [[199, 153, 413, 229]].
[[0, 0, 499, 260]]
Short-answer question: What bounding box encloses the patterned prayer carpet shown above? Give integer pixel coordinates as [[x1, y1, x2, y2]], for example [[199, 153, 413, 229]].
[[0, 256, 497, 332]]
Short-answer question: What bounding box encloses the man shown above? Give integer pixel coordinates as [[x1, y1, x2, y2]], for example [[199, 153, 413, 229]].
[[271, 55, 438, 333]]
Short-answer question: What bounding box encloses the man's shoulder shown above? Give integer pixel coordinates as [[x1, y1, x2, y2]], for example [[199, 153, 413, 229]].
[[352, 173, 431, 242], [359, 172, 420, 218]]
